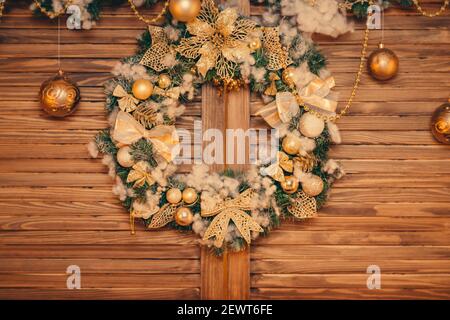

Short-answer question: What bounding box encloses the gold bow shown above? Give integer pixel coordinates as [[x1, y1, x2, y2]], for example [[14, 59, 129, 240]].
[[201, 189, 263, 248], [113, 111, 180, 162], [296, 76, 337, 114], [262, 151, 293, 182], [127, 161, 155, 188], [256, 91, 299, 128], [113, 85, 139, 113], [152, 86, 181, 100]]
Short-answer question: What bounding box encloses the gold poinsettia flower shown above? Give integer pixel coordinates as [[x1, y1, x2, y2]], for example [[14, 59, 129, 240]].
[[176, 0, 257, 82]]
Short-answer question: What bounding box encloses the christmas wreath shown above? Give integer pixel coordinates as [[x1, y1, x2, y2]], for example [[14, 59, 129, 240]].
[[90, 0, 345, 254]]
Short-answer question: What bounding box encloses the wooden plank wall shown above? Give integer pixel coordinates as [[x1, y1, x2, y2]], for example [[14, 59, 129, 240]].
[[0, 0, 449, 299]]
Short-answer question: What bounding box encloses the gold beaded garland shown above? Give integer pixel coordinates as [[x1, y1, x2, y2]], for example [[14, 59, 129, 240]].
[[175, 207, 194, 226], [132, 79, 153, 100], [166, 188, 182, 204], [281, 176, 299, 194], [182, 187, 198, 205], [169, 0, 201, 22]]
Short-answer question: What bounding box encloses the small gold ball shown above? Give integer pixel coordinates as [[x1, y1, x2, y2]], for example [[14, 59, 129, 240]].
[[280, 176, 299, 194], [175, 207, 194, 226], [132, 79, 153, 100], [302, 175, 324, 197], [182, 187, 198, 204], [249, 37, 262, 51], [166, 188, 182, 204], [367, 43, 399, 81], [116, 146, 134, 168], [158, 74, 172, 89], [282, 135, 302, 155], [169, 0, 201, 22], [282, 67, 296, 87]]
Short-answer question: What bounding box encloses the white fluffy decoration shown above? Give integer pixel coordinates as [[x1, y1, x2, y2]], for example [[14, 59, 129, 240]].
[[327, 121, 342, 144], [299, 112, 325, 138]]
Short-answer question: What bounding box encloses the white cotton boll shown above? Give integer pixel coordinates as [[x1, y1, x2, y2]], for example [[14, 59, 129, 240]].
[[192, 214, 208, 236], [130, 64, 150, 81], [162, 53, 178, 68], [164, 25, 181, 41], [112, 177, 127, 201], [327, 121, 342, 144], [108, 108, 119, 126], [250, 67, 266, 83], [87, 141, 99, 158], [323, 159, 345, 179], [262, 10, 280, 26], [132, 0, 145, 7], [298, 136, 316, 154]]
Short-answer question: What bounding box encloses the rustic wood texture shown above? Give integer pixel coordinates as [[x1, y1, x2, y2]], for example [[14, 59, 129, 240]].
[[0, 0, 449, 300]]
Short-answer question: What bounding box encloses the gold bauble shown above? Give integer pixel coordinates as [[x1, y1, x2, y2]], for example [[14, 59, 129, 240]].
[[431, 102, 450, 144], [169, 0, 201, 22], [280, 176, 299, 194], [282, 135, 302, 155], [281, 67, 296, 87], [367, 43, 399, 81], [39, 70, 81, 117], [302, 175, 324, 197], [166, 188, 182, 204], [117, 146, 135, 168], [132, 79, 153, 100], [182, 187, 198, 204], [299, 112, 325, 138], [249, 37, 262, 51], [158, 74, 172, 89], [175, 207, 194, 226]]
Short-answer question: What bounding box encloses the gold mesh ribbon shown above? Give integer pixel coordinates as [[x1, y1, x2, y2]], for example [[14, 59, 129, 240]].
[[126, 161, 155, 188], [140, 26, 173, 72], [148, 203, 181, 229], [262, 27, 292, 71], [288, 191, 317, 219], [261, 151, 293, 182], [201, 189, 263, 248], [113, 85, 139, 113]]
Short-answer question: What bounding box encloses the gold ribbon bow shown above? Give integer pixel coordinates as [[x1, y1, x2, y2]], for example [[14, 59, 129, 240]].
[[201, 189, 263, 248], [262, 151, 293, 182], [256, 91, 299, 129], [113, 85, 139, 113], [152, 86, 181, 100], [296, 76, 337, 114], [127, 161, 155, 188], [113, 111, 180, 162]]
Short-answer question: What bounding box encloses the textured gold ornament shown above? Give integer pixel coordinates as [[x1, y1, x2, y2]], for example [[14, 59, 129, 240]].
[[176, 0, 256, 82], [148, 203, 181, 229], [264, 72, 280, 96], [293, 153, 316, 173], [140, 26, 174, 72], [132, 104, 159, 129], [132, 79, 153, 100], [262, 151, 294, 182], [127, 161, 155, 188], [117, 146, 135, 168], [281, 67, 296, 87], [169, 0, 201, 22], [182, 187, 198, 204], [39, 70, 80, 117], [431, 102, 450, 144], [299, 112, 325, 138], [201, 189, 263, 248], [175, 207, 194, 226], [288, 191, 317, 219], [166, 188, 182, 204], [302, 174, 324, 197], [280, 175, 299, 194], [367, 43, 399, 81], [261, 27, 292, 71], [282, 135, 302, 155], [158, 74, 172, 89], [113, 84, 139, 113]]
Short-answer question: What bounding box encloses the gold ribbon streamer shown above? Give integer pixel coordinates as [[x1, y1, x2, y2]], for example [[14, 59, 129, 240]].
[[113, 85, 139, 113], [256, 91, 299, 129], [113, 111, 180, 162], [296, 76, 337, 114], [152, 86, 181, 100], [201, 189, 263, 248], [262, 151, 293, 182], [126, 161, 155, 188]]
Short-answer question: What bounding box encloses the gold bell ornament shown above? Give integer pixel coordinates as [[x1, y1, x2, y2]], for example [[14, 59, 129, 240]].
[[175, 207, 194, 226], [39, 70, 81, 117], [169, 0, 201, 22], [281, 67, 296, 88], [367, 43, 399, 81], [431, 101, 450, 144]]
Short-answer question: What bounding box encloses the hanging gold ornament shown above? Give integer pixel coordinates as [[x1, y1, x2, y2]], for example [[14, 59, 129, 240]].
[[431, 102, 450, 144], [158, 74, 172, 89], [288, 191, 317, 219], [282, 67, 296, 87], [175, 207, 194, 226], [264, 73, 280, 96], [367, 43, 399, 81], [39, 70, 81, 117], [166, 187, 182, 204], [117, 146, 135, 168], [132, 79, 153, 100], [169, 0, 201, 22], [182, 187, 198, 204], [301, 174, 324, 197], [282, 135, 302, 155], [280, 175, 299, 194]]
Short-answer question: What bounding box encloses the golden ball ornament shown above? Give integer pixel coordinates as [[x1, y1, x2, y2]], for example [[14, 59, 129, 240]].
[[282, 135, 302, 155], [280, 176, 299, 194], [431, 102, 450, 144], [166, 188, 182, 204], [117, 146, 135, 168], [182, 187, 198, 204], [169, 0, 201, 22], [302, 175, 324, 197], [249, 37, 262, 51], [158, 74, 172, 89], [39, 70, 81, 117], [299, 112, 325, 138], [281, 67, 296, 87], [367, 43, 399, 81], [132, 79, 153, 100], [175, 207, 194, 226]]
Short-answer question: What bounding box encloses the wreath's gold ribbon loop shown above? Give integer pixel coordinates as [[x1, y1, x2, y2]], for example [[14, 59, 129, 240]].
[[113, 85, 139, 113], [297, 76, 337, 114]]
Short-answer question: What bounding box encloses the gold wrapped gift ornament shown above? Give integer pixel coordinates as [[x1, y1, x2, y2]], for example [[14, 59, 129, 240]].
[[39, 70, 81, 117]]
